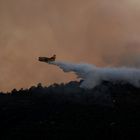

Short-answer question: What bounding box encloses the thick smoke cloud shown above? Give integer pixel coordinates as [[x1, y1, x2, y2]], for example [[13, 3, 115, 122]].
[[0, 0, 140, 91], [50, 61, 140, 89]]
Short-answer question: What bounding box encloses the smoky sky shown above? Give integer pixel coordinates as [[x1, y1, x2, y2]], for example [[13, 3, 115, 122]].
[[0, 0, 140, 91]]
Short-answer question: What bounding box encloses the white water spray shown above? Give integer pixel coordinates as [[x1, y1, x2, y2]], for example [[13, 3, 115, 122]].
[[49, 61, 140, 89]]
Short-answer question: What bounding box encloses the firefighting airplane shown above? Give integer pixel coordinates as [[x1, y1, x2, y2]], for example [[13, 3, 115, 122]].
[[38, 54, 56, 63]]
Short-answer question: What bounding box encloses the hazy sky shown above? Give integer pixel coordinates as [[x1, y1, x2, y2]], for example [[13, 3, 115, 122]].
[[0, 0, 140, 91]]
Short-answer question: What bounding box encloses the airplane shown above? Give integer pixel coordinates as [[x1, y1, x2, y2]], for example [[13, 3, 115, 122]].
[[38, 54, 56, 63]]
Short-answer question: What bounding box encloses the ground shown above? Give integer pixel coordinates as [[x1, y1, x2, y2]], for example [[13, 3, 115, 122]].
[[0, 81, 140, 139]]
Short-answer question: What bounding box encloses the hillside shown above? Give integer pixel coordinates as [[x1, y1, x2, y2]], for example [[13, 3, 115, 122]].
[[0, 81, 140, 139]]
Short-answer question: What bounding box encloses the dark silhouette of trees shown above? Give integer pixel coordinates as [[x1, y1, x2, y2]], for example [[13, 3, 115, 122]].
[[0, 81, 140, 139]]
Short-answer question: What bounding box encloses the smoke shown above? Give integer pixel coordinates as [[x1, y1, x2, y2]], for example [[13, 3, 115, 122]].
[[49, 61, 140, 89], [0, 0, 140, 91]]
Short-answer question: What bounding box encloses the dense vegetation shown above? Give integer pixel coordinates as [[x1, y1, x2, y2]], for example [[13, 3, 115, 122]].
[[0, 81, 140, 139]]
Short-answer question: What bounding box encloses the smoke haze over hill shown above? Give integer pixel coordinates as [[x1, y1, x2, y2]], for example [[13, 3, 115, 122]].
[[0, 0, 140, 91]]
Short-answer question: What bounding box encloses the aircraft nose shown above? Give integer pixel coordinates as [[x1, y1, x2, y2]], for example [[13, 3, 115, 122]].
[[38, 57, 42, 61]]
